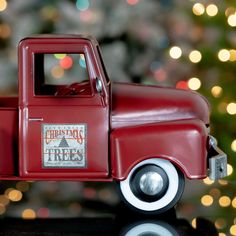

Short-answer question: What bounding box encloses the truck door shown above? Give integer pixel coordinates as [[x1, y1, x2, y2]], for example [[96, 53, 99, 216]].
[[18, 37, 109, 179]]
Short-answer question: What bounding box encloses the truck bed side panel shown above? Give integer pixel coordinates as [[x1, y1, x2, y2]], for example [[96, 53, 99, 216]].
[[0, 108, 18, 176]]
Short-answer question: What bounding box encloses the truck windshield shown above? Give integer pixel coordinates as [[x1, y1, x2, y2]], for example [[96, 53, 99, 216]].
[[34, 53, 91, 96]]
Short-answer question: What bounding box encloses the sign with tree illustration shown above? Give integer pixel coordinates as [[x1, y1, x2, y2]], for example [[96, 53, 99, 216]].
[[42, 124, 87, 168]]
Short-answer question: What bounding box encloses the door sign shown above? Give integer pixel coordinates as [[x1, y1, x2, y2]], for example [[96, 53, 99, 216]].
[[42, 124, 87, 168]]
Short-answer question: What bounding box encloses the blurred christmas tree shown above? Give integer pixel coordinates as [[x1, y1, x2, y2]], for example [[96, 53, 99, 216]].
[[0, 0, 235, 234]]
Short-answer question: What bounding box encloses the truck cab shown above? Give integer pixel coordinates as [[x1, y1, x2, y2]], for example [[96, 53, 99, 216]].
[[0, 35, 227, 214]]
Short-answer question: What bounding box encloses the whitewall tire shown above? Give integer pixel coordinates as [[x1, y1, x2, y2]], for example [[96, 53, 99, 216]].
[[119, 158, 185, 214]]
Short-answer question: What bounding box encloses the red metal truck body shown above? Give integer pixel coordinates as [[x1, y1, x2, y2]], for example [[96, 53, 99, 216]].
[[0, 35, 227, 213]]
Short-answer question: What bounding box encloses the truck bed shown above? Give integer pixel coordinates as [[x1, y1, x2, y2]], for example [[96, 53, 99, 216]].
[[0, 96, 18, 176], [0, 96, 18, 107]]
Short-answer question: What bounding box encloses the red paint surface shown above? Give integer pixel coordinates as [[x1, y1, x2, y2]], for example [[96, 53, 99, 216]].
[[0, 107, 17, 175], [111, 119, 208, 180], [111, 83, 210, 129]]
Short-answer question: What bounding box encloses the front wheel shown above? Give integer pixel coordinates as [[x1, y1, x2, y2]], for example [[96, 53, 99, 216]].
[[119, 158, 185, 214]]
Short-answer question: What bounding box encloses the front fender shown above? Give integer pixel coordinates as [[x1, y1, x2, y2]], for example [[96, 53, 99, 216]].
[[110, 119, 208, 180]]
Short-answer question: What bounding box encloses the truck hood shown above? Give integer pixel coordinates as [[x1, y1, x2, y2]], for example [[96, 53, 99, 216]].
[[111, 83, 210, 129]]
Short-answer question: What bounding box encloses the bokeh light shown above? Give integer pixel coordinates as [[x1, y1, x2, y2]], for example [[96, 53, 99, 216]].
[[69, 202, 82, 214], [191, 218, 196, 228], [231, 140, 236, 152], [227, 164, 233, 176], [219, 233, 226, 236], [215, 218, 227, 229], [22, 209, 36, 219], [169, 46, 182, 59], [225, 7, 235, 17], [51, 65, 64, 79], [0, 194, 9, 206], [209, 188, 221, 198], [176, 80, 188, 90], [189, 50, 202, 63], [37, 208, 50, 218], [192, 3, 205, 16], [98, 188, 112, 201], [0, 24, 11, 38], [59, 56, 73, 69], [218, 180, 228, 186], [203, 177, 214, 185], [54, 54, 67, 60], [40, 6, 59, 22], [218, 49, 230, 62], [206, 4, 218, 17], [83, 187, 96, 199], [211, 86, 223, 98], [219, 196, 231, 207], [154, 68, 167, 82], [229, 49, 236, 61], [79, 54, 86, 68], [201, 195, 214, 206], [127, 0, 139, 5], [218, 102, 227, 114], [232, 197, 236, 208], [227, 102, 236, 115], [188, 77, 201, 90], [4, 188, 14, 197], [230, 225, 236, 236], [8, 189, 23, 202], [0, 0, 7, 12], [228, 14, 236, 27], [231, 197, 236, 208], [76, 0, 89, 11], [16, 181, 30, 192], [80, 9, 94, 22]]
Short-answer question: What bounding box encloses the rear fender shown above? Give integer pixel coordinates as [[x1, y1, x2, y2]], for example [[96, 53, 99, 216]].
[[110, 119, 208, 180]]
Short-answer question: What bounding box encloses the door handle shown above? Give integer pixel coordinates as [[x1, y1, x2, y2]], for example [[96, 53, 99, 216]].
[[28, 117, 44, 122]]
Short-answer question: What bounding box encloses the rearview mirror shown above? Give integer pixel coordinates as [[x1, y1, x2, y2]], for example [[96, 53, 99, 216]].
[[96, 77, 102, 93]]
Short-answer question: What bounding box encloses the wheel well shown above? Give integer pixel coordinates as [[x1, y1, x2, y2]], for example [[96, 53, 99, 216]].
[[134, 158, 186, 181], [115, 156, 188, 181]]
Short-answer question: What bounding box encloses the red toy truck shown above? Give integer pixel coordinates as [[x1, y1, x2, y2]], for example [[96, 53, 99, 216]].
[[0, 35, 227, 214]]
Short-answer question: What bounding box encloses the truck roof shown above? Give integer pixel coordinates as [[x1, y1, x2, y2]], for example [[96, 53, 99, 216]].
[[20, 34, 99, 47]]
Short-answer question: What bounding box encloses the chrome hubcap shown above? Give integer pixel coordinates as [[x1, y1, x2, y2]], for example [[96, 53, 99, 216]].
[[139, 171, 164, 196]]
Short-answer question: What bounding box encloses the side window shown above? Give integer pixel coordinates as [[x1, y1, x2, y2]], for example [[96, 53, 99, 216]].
[[34, 53, 91, 96]]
